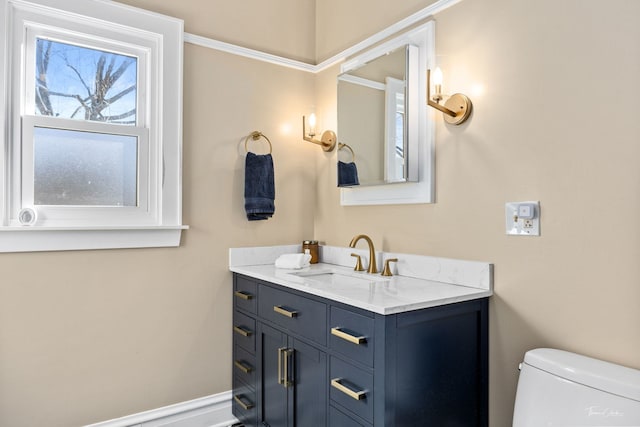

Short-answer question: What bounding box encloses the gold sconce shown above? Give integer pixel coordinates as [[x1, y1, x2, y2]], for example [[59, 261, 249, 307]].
[[427, 67, 472, 125], [302, 114, 336, 152]]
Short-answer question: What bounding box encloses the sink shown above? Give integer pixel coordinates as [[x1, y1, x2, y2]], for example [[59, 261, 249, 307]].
[[289, 269, 386, 286]]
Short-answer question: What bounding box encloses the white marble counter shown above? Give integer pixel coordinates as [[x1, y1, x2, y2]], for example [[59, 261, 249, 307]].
[[229, 245, 493, 315]]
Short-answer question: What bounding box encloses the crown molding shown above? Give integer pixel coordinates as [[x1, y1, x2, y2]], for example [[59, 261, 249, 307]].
[[184, 0, 464, 73], [184, 32, 317, 73]]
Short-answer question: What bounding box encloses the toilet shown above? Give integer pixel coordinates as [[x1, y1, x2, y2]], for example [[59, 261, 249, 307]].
[[513, 348, 640, 426]]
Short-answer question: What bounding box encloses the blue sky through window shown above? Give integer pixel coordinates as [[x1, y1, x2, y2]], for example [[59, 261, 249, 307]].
[[35, 38, 137, 124]]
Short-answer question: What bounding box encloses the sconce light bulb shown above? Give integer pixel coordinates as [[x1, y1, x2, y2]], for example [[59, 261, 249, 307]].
[[308, 113, 316, 137], [431, 67, 444, 102], [432, 67, 443, 86]]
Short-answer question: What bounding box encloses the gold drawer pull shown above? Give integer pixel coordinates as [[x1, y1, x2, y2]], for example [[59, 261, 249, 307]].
[[331, 327, 366, 345], [233, 394, 255, 411], [273, 305, 298, 318], [234, 290, 254, 300], [233, 325, 253, 337], [331, 378, 366, 401], [234, 360, 253, 374]]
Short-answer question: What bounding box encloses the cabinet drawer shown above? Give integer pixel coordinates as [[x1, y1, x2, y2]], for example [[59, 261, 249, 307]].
[[232, 377, 257, 427], [233, 345, 256, 389], [234, 275, 257, 314], [233, 311, 256, 353], [330, 306, 374, 367], [330, 357, 374, 423], [330, 405, 369, 427], [258, 285, 327, 345]]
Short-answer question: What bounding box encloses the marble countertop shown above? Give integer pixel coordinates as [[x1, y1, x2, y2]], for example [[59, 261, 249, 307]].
[[230, 245, 493, 315]]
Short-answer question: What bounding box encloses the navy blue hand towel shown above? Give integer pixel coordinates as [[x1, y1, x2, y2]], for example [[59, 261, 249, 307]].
[[338, 160, 359, 187], [245, 152, 275, 220]]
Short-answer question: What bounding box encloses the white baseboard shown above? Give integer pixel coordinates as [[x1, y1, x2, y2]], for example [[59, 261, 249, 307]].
[[85, 391, 239, 427]]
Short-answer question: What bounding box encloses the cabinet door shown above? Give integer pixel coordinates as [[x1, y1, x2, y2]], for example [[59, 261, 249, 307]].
[[292, 337, 327, 427], [259, 323, 289, 427], [259, 323, 328, 427]]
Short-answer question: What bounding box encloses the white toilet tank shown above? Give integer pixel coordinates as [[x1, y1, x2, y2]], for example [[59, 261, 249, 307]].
[[513, 348, 640, 426]]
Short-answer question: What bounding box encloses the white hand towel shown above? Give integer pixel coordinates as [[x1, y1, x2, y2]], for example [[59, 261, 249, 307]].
[[275, 253, 312, 269]]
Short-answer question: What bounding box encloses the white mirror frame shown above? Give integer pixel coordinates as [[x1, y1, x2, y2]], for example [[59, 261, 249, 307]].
[[340, 21, 435, 206]]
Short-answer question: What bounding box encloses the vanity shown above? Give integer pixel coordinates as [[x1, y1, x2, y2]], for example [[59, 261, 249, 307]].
[[229, 245, 492, 427]]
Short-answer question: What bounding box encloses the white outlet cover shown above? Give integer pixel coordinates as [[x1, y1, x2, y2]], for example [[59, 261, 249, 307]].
[[505, 201, 540, 236]]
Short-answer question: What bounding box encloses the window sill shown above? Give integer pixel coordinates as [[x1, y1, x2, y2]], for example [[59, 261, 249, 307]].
[[0, 225, 189, 252]]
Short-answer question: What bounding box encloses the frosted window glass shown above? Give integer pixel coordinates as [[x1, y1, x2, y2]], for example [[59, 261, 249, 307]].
[[35, 38, 137, 124], [33, 127, 138, 206]]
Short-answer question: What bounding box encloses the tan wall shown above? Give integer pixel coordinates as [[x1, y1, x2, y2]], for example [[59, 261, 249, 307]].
[[315, 0, 640, 425], [3, 1, 640, 426], [0, 2, 317, 425]]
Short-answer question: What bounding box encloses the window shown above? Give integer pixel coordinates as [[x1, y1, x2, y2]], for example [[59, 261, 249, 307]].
[[0, 0, 185, 251]]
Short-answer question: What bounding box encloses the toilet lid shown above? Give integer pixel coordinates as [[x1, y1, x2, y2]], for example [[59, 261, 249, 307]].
[[523, 348, 640, 402]]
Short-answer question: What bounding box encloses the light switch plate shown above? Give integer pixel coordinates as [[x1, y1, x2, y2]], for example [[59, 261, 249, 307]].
[[506, 201, 540, 236]]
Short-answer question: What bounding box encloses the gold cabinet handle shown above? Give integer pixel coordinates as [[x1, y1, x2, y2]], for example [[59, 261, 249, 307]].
[[278, 347, 294, 387], [284, 348, 293, 387], [273, 305, 298, 318], [278, 347, 284, 386], [234, 290, 254, 300], [233, 325, 253, 337], [331, 327, 367, 345], [233, 394, 254, 410], [331, 378, 366, 401], [234, 360, 253, 374]]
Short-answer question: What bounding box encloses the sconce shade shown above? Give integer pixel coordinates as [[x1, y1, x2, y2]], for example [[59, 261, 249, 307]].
[[432, 67, 443, 85]]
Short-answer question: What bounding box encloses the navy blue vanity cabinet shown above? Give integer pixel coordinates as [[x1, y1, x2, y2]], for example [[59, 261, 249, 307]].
[[232, 273, 489, 427], [232, 275, 258, 427]]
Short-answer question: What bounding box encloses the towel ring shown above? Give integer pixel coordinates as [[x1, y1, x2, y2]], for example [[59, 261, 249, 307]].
[[338, 143, 355, 162], [244, 131, 272, 154]]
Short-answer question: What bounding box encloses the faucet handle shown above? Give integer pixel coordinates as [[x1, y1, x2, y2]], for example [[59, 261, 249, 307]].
[[350, 253, 365, 271], [381, 258, 398, 276]]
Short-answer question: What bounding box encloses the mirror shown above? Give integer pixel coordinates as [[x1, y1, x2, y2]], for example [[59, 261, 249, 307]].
[[338, 21, 435, 206], [337, 44, 419, 187]]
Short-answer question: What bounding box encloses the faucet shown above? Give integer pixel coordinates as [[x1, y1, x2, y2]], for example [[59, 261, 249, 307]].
[[349, 234, 378, 274]]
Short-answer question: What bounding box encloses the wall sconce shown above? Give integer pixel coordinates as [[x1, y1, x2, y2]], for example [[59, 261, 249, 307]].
[[302, 114, 336, 152], [427, 67, 472, 125]]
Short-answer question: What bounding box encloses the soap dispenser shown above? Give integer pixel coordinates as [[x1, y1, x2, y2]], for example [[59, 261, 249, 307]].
[[302, 240, 319, 264]]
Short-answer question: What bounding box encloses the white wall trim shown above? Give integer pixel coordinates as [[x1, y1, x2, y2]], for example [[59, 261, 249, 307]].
[[84, 391, 238, 427], [184, 32, 317, 73], [184, 0, 464, 73]]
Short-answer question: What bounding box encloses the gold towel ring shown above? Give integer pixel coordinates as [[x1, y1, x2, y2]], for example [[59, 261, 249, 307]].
[[244, 131, 272, 154], [338, 143, 355, 162]]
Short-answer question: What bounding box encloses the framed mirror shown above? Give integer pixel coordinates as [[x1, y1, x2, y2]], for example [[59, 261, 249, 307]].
[[338, 21, 435, 205], [338, 44, 418, 186]]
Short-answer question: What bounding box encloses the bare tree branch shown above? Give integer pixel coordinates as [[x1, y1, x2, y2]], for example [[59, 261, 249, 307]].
[[34, 42, 137, 123], [65, 62, 93, 98], [105, 85, 136, 106], [103, 108, 136, 122]]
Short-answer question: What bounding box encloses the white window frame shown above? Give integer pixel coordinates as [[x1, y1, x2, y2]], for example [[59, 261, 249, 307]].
[[0, 0, 186, 252]]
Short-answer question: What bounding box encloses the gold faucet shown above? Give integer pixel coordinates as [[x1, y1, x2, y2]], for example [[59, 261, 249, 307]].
[[349, 234, 378, 274]]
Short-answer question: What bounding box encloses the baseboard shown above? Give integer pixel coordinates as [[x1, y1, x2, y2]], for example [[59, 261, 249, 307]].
[[85, 391, 239, 427]]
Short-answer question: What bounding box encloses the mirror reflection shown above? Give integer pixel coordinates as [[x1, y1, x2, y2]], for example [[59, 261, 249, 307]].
[[337, 45, 416, 187]]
